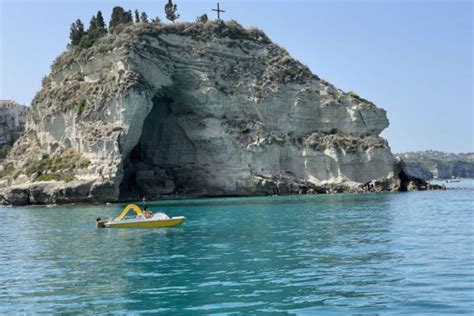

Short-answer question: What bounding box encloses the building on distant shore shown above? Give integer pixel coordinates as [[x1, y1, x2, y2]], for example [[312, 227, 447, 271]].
[[0, 100, 29, 146]]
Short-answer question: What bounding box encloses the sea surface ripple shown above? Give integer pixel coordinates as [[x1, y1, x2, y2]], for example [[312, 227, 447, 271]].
[[0, 180, 473, 314]]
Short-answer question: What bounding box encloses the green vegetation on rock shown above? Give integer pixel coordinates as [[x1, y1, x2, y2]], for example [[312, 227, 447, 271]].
[[109, 6, 133, 31], [140, 12, 149, 23], [165, 0, 180, 23], [79, 27, 107, 49], [303, 132, 388, 153], [70, 11, 107, 48], [25, 150, 90, 176], [76, 99, 87, 116], [0, 163, 15, 179], [35, 174, 75, 182], [347, 91, 359, 98], [0, 149, 90, 182], [36, 173, 61, 182], [196, 14, 208, 23], [0, 146, 11, 160], [69, 19, 85, 46]]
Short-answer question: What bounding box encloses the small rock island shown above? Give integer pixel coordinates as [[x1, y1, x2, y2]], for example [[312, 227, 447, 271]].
[[0, 14, 428, 205]]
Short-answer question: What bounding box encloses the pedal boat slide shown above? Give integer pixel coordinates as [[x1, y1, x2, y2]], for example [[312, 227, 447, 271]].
[[98, 204, 185, 228]]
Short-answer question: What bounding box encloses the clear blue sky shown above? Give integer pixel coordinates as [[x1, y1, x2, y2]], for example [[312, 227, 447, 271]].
[[0, 0, 472, 153]]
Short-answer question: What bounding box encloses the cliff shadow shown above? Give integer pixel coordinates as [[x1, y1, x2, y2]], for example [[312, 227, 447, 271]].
[[119, 90, 202, 201]]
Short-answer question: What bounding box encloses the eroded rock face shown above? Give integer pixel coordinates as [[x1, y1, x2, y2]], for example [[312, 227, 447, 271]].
[[0, 21, 405, 204]]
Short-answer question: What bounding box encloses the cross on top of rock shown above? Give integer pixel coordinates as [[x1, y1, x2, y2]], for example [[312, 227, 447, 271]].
[[212, 2, 225, 20]]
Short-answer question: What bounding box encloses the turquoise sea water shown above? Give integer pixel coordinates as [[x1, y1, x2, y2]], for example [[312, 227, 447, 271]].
[[1, 181, 473, 314]]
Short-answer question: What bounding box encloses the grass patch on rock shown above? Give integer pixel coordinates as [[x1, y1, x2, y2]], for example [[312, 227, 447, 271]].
[[25, 149, 90, 176], [0, 162, 16, 178], [0, 146, 11, 160], [0, 149, 90, 182], [303, 132, 388, 153], [35, 173, 76, 182], [36, 173, 61, 182], [76, 99, 87, 116], [347, 91, 359, 98]]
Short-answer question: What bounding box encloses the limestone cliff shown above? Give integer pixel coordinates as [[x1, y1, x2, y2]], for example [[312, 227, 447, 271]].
[[0, 21, 409, 205], [0, 100, 28, 147]]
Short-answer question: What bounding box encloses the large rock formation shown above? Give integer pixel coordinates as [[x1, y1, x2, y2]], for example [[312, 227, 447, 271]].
[[0, 21, 414, 205]]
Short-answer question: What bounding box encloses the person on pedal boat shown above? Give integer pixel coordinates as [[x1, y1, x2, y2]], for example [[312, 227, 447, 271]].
[[143, 206, 153, 219]]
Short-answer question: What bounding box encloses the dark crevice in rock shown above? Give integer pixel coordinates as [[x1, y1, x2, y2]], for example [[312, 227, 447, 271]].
[[119, 90, 198, 201], [397, 159, 440, 191]]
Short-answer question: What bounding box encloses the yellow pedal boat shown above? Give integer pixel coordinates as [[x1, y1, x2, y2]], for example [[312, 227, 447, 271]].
[[102, 204, 185, 228]]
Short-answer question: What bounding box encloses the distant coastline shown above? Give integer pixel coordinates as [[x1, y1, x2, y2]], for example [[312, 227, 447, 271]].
[[397, 150, 474, 180]]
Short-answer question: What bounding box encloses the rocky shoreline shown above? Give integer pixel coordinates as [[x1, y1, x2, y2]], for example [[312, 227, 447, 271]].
[[0, 166, 440, 206]]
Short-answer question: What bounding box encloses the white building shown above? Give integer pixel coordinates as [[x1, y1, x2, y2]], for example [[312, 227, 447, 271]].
[[0, 100, 29, 146]]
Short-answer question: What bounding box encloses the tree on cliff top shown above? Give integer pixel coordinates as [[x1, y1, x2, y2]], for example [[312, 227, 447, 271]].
[[96, 11, 106, 29], [88, 11, 107, 34], [69, 19, 85, 46], [78, 11, 107, 49], [134, 10, 140, 23], [109, 6, 133, 30], [196, 14, 208, 23], [164, 0, 179, 23], [88, 15, 97, 32], [140, 12, 149, 23]]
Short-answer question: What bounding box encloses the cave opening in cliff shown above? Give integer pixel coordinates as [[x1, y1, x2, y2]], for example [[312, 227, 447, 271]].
[[119, 91, 198, 201]]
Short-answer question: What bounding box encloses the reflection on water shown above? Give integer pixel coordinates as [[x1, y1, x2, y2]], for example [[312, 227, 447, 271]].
[[1, 181, 473, 314]]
